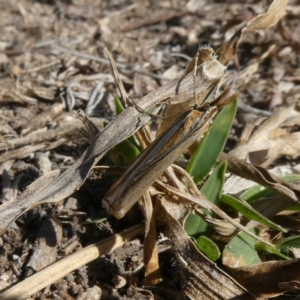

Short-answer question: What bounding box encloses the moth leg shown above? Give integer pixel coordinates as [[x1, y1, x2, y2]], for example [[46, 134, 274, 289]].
[[128, 97, 163, 120], [193, 49, 200, 107]]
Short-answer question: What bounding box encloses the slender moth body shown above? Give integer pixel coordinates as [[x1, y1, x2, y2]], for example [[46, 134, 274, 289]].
[[102, 95, 232, 218]]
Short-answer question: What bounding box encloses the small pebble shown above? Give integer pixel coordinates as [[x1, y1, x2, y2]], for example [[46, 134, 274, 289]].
[[112, 274, 126, 289]]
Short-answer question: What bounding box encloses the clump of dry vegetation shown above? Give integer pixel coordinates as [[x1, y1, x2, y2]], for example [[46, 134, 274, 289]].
[[1, 0, 300, 299]]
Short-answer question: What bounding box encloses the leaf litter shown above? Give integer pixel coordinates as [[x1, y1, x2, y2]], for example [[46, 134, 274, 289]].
[[1, 0, 300, 299]]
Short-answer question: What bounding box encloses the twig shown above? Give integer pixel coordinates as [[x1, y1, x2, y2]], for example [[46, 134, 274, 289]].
[[52, 45, 170, 81], [119, 11, 187, 32], [20, 60, 61, 74], [170, 52, 192, 61], [85, 82, 106, 117], [0, 224, 143, 300], [238, 102, 272, 117]]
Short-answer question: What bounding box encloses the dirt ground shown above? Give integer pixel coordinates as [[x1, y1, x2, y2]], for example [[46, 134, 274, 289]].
[[0, 0, 300, 299]]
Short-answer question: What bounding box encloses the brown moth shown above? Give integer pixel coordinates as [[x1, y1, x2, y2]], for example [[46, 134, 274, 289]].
[[103, 87, 235, 219]]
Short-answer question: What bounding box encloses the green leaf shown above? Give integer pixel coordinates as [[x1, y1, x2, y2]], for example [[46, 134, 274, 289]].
[[240, 174, 300, 203], [185, 161, 227, 236], [284, 204, 300, 211], [201, 161, 227, 203], [275, 235, 300, 255], [223, 228, 261, 267], [240, 183, 270, 203], [221, 194, 286, 233], [114, 140, 141, 164], [114, 94, 126, 116], [187, 98, 237, 184], [255, 242, 290, 260], [185, 211, 202, 237], [195, 236, 221, 261]]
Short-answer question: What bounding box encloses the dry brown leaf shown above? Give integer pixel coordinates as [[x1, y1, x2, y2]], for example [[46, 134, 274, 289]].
[[243, 0, 287, 34], [218, 0, 288, 65], [140, 191, 162, 285], [160, 197, 255, 300], [223, 165, 294, 195], [229, 258, 300, 298], [230, 104, 300, 167]]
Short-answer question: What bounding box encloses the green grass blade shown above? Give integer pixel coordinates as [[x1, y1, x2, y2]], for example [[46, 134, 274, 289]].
[[187, 98, 237, 184], [221, 195, 286, 233], [275, 235, 300, 255], [114, 94, 126, 116], [240, 174, 300, 203], [255, 242, 290, 260], [185, 161, 227, 236], [113, 140, 141, 164]]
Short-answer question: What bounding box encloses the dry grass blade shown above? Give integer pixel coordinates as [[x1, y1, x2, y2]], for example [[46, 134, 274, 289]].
[[0, 141, 66, 163], [140, 191, 162, 285], [105, 48, 130, 106], [0, 117, 105, 162]]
